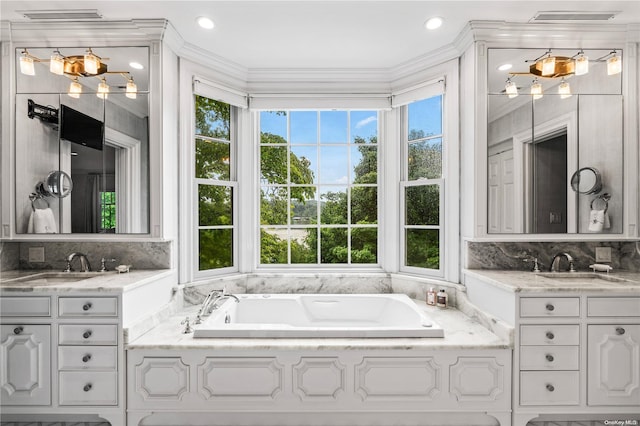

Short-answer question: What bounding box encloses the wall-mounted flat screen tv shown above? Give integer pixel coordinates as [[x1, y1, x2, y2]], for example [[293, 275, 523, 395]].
[[60, 105, 104, 151]]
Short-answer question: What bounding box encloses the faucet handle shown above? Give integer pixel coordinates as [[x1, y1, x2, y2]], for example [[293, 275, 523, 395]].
[[568, 260, 576, 272], [63, 259, 73, 272], [100, 258, 117, 272]]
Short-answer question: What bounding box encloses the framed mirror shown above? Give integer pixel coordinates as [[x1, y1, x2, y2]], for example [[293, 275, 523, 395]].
[[15, 46, 150, 234], [487, 48, 623, 234]]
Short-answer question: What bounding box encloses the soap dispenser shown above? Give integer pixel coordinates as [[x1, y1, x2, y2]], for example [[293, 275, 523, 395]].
[[436, 289, 448, 308], [426, 287, 436, 306]]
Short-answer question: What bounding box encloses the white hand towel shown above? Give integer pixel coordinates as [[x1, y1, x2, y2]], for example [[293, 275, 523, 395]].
[[30, 208, 58, 233], [604, 211, 611, 229], [589, 209, 605, 232]]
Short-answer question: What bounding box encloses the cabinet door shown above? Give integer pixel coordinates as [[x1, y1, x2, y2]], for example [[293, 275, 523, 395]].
[[0, 324, 51, 405], [588, 324, 640, 406]]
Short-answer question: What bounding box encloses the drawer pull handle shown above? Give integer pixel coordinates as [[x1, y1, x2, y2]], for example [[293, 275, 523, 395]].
[[546, 384, 555, 392], [545, 304, 555, 311], [616, 327, 626, 335], [82, 303, 93, 311], [83, 330, 92, 339], [83, 383, 92, 392], [82, 354, 92, 363], [546, 332, 555, 340], [546, 354, 554, 362], [13, 326, 23, 335]]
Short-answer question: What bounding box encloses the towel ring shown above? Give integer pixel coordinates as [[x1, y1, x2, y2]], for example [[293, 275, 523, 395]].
[[591, 193, 610, 213]]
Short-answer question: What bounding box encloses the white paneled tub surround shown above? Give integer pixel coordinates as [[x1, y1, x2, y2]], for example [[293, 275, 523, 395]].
[[126, 301, 513, 426], [193, 293, 444, 338]]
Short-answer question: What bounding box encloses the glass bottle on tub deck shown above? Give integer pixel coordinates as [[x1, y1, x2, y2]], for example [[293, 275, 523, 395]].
[[426, 287, 437, 306], [436, 289, 448, 308]]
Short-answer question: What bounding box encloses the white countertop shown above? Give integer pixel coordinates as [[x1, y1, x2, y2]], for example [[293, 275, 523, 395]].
[[463, 269, 640, 293], [127, 300, 510, 351], [0, 269, 174, 293]]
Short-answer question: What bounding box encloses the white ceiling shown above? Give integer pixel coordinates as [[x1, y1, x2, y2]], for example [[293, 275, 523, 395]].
[[2, 1, 640, 70]]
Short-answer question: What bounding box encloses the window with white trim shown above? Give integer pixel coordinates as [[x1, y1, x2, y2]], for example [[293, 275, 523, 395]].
[[259, 110, 379, 266], [194, 95, 237, 271], [401, 95, 444, 274]]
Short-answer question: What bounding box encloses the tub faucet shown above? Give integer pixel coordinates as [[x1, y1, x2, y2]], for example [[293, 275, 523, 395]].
[[549, 252, 576, 272], [195, 287, 240, 323], [64, 252, 92, 272]]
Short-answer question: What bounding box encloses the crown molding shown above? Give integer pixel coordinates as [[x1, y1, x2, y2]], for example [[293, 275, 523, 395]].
[[5, 19, 167, 45], [178, 41, 249, 87]]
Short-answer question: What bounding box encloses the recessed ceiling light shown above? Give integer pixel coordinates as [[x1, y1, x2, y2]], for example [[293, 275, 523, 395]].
[[498, 63, 513, 71], [197, 16, 215, 30], [129, 62, 144, 70], [425, 17, 443, 30]]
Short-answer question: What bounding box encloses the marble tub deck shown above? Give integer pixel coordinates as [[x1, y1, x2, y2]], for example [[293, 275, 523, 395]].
[[127, 300, 511, 351]]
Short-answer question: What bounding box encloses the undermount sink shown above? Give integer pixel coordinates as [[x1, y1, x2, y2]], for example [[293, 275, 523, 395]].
[[9, 272, 105, 284], [538, 272, 628, 283]]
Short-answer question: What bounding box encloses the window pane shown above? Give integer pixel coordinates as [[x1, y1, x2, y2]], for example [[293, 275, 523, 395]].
[[351, 186, 377, 224], [260, 146, 288, 184], [290, 111, 317, 144], [260, 111, 287, 143], [351, 145, 377, 184], [408, 96, 442, 141], [320, 186, 347, 225], [405, 185, 439, 226], [195, 95, 230, 140], [261, 187, 288, 225], [320, 228, 348, 264], [406, 229, 439, 269], [291, 187, 317, 224], [291, 228, 317, 264], [260, 228, 288, 264], [199, 229, 232, 270], [320, 146, 348, 184], [291, 146, 317, 184], [351, 111, 378, 143], [320, 111, 348, 143], [408, 138, 442, 180], [351, 227, 377, 264], [199, 185, 232, 226], [196, 138, 230, 180]]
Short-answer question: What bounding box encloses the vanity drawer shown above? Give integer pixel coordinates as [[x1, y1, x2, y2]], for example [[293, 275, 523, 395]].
[[520, 297, 579, 317], [587, 297, 640, 317], [58, 297, 118, 317], [59, 346, 117, 370], [59, 324, 118, 345], [520, 325, 580, 346], [0, 296, 50, 317], [520, 371, 579, 406], [520, 346, 579, 370], [59, 371, 117, 406]]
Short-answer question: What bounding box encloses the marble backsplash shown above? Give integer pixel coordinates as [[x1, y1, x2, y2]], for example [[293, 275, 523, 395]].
[[466, 240, 640, 272], [0, 241, 172, 271]]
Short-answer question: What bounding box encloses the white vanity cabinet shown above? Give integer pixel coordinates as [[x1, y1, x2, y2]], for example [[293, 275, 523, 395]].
[[586, 297, 640, 406]]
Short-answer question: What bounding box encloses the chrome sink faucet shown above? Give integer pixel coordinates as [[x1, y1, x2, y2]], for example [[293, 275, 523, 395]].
[[549, 252, 576, 272], [64, 252, 92, 272], [195, 287, 240, 323]]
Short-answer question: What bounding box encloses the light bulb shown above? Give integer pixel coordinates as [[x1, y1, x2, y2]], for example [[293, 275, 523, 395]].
[[607, 53, 621, 75], [50, 51, 65, 75], [19, 52, 35, 76], [505, 78, 518, 98], [126, 78, 137, 99], [531, 79, 543, 100], [574, 54, 589, 76], [84, 49, 100, 75], [97, 78, 109, 99], [68, 78, 82, 98], [558, 78, 571, 99], [541, 55, 556, 76]]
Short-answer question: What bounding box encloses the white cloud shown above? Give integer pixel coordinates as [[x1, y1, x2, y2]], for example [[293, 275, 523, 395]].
[[335, 175, 349, 184], [355, 115, 377, 129]]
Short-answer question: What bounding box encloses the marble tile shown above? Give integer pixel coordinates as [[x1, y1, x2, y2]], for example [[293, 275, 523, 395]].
[[466, 241, 640, 272], [17, 241, 172, 270], [0, 242, 20, 272]]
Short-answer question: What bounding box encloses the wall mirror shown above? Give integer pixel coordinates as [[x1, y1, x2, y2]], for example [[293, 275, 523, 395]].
[[15, 46, 149, 234], [487, 48, 623, 234]]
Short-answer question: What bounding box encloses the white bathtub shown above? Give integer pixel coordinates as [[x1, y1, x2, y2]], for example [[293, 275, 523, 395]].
[[193, 293, 444, 338]]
